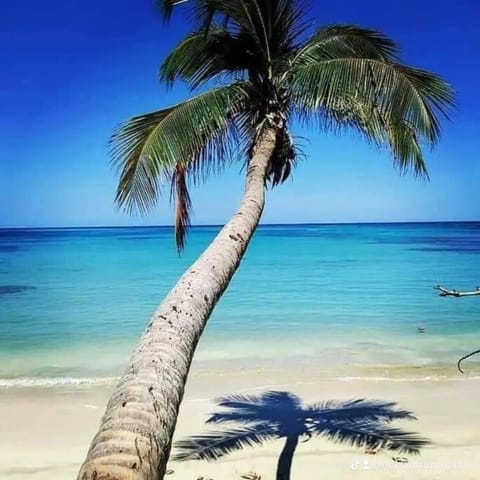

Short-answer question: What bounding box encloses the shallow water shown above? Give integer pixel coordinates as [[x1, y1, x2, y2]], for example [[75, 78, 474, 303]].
[[1, 222, 479, 385]]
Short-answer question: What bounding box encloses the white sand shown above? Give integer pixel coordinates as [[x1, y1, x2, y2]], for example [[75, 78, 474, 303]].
[[1, 367, 480, 479]]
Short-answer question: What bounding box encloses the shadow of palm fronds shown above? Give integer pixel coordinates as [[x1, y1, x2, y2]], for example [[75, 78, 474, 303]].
[[174, 391, 430, 480]]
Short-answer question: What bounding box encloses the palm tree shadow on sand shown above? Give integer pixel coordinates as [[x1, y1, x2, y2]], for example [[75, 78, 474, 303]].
[[174, 391, 430, 480]]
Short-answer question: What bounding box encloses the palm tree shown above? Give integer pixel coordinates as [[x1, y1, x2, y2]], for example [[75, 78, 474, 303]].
[[77, 1, 453, 479], [174, 391, 430, 480]]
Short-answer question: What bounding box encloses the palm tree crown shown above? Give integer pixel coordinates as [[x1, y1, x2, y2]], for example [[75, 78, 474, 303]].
[[174, 391, 430, 480], [113, 0, 453, 251]]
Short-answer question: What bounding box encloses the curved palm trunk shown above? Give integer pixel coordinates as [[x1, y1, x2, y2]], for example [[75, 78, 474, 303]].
[[276, 435, 299, 480], [77, 126, 277, 480]]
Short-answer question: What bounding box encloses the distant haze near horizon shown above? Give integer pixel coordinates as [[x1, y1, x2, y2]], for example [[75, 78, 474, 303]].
[[1, 0, 479, 228], [1, 220, 479, 230]]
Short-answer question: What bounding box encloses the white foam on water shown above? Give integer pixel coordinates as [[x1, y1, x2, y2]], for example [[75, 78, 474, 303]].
[[2, 372, 479, 390], [0, 376, 119, 388]]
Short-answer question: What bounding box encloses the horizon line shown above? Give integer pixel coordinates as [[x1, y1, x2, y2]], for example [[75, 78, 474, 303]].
[[1, 220, 479, 230]]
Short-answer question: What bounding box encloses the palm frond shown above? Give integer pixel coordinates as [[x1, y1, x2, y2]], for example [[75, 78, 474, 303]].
[[112, 108, 173, 215], [292, 25, 399, 68], [170, 164, 192, 252], [160, 27, 253, 89], [267, 127, 296, 186], [290, 57, 453, 176], [306, 399, 417, 424], [311, 95, 430, 177], [174, 424, 276, 461], [291, 58, 453, 144], [186, 0, 308, 76], [187, 0, 227, 30], [385, 116, 428, 177], [111, 82, 249, 214], [239, 0, 309, 59], [312, 420, 430, 455], [270, 0, 310, 55]]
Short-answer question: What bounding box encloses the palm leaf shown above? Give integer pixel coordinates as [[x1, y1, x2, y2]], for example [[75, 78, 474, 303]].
[[319, 95, 430, 176], [111, 107, 173, 215], [160, 27, 253, 89], [170, 164, 192, 252], [291, 58, 453, 143], [174, 423, 276, 461], [111, 82, 249, 215], [383, 115, 428, 177], [187, 0, 304, 72], [269, 0, 310, 54], [290, 56, 453, 176], [292, 25, 399, 68]]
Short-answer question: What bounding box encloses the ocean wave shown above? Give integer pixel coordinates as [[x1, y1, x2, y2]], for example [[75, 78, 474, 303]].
[[0, 376, 119, 388], [2, 372, 479, 391]]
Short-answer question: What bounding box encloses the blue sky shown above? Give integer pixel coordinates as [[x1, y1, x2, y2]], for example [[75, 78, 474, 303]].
[[0, 0, 479, 227]]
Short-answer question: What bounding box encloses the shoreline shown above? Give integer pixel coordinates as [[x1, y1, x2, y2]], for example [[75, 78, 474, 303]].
[[3, 325, 479, 385], [2, 359, 479, 389]]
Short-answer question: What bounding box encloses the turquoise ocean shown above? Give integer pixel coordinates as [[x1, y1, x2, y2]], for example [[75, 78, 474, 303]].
[[1, 222, 479, 387]]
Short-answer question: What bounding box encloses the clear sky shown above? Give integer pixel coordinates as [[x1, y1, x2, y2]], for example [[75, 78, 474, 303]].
[[1, 0, 479, 227]]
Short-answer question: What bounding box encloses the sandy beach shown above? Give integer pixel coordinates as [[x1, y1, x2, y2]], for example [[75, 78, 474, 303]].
[[2, 224, 480, 478], [2, 365, 479, 480], [2, 0, 479, 474]]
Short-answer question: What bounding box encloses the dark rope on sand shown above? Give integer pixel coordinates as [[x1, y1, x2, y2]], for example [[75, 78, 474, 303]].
[[457, 349, 480, 374], [434, 285, 480, 373]]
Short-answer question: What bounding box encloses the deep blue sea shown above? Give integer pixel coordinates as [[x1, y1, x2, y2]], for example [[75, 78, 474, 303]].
[[1, 223, 479, 386]]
